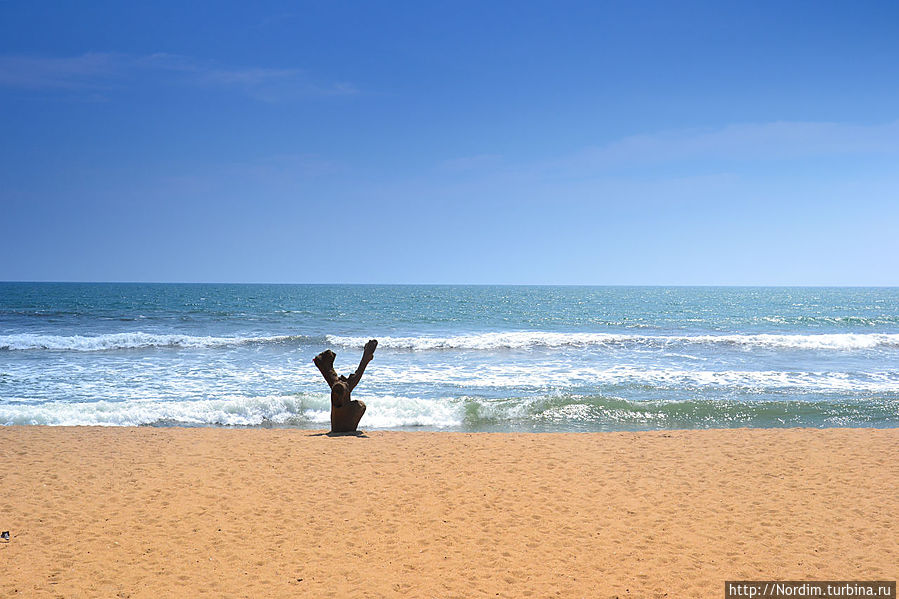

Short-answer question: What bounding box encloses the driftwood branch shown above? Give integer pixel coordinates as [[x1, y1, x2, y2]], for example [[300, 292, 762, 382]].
[[313, 339, 377, 433]]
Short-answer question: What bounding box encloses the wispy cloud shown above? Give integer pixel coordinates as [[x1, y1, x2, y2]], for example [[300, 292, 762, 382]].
[[255, 12, 300, 29], [564, 120, 899, 170], [439, 154, 504, 172], [156, 153, 343, 195], [0, 52, 357, 101], [424, 120, 899, 195], [0, 52, 122, 90]]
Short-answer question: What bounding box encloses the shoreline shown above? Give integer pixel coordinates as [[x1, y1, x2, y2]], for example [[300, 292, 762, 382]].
[[2, 426, 896, 597], [5, 423, 899, 432], [5, 421, 899, 433]]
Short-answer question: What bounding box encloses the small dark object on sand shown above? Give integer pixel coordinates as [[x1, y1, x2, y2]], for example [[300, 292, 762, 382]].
[[1, 531, 9, 541], [313, 339, 377, 433]]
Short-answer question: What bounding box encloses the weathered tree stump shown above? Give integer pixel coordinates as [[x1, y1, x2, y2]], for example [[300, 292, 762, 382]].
[[313, 339, 377, 433]]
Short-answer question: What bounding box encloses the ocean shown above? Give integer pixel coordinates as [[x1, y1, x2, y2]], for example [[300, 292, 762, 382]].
[[1, 283, 897, 431]]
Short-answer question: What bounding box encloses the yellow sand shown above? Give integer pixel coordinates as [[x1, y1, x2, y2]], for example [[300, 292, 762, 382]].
[[1, 427, 896, 598]]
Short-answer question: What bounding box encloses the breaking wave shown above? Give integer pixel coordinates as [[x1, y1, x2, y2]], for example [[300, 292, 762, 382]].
[[5, 330, 898, 353], [367, 365, 899, 393], [2, 392, 895, 430], [328, 332, 899, 351], [0, 332, 316, 351], [0, 392, 462, 428]]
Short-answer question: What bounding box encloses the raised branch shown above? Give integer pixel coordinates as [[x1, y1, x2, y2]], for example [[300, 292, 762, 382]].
[[313, 339, 377, 433]]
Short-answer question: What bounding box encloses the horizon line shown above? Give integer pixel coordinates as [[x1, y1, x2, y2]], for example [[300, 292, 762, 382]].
[[2, 280, 898, 289]]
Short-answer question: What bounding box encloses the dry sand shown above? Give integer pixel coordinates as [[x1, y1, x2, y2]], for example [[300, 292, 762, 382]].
[[1, 427, 896, 598]]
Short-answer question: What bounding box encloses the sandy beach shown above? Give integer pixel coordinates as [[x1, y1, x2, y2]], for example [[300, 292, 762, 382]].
[[1, 427, 895, 598]]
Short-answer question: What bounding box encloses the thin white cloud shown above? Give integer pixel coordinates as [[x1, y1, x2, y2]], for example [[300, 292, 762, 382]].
[[0, 52, 121, 90], [431, 121, 899, 181], [440, 154, 504, 172], [239, 153, 342, 178], [141, 53, 357, 101], [155, 153, 343, 195], [0, 52, 357, 101], [568, 120, 899, 169], [255, 12, 300, 29]]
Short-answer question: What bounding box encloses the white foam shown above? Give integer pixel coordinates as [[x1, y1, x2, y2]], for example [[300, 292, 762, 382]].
[[5, 330, 896, 352], [687, 333, 899, 350], [327, 332, 899, 351], [587, 366, 899, 392], [0, 394, 315, 426], [367, 364, 899, 392], [352, 394, 463, 428], [328, 332, 624, 350], [0, 332, 301, 351], [0, 393, 465, 428]]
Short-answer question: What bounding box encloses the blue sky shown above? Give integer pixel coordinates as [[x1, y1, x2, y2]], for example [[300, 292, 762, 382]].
[[2, 1, 898, 284]]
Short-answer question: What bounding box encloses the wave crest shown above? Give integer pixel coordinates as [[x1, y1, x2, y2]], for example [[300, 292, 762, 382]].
[[0, 393, 463, 428], [4, 392, 895, 429], [327, 331, 899, 351], [4, 330, 898, 352], [0, 332, 312, 351]]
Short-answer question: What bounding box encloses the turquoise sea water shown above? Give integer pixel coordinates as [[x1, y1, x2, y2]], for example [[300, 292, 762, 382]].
[[1, 283, 897, 431]]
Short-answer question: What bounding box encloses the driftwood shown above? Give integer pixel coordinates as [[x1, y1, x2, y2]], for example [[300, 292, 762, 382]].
[[313, 339, 377, 433]]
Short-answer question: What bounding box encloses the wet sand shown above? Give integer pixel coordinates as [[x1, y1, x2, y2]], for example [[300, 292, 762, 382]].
[[1, 427, 896, 598]]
